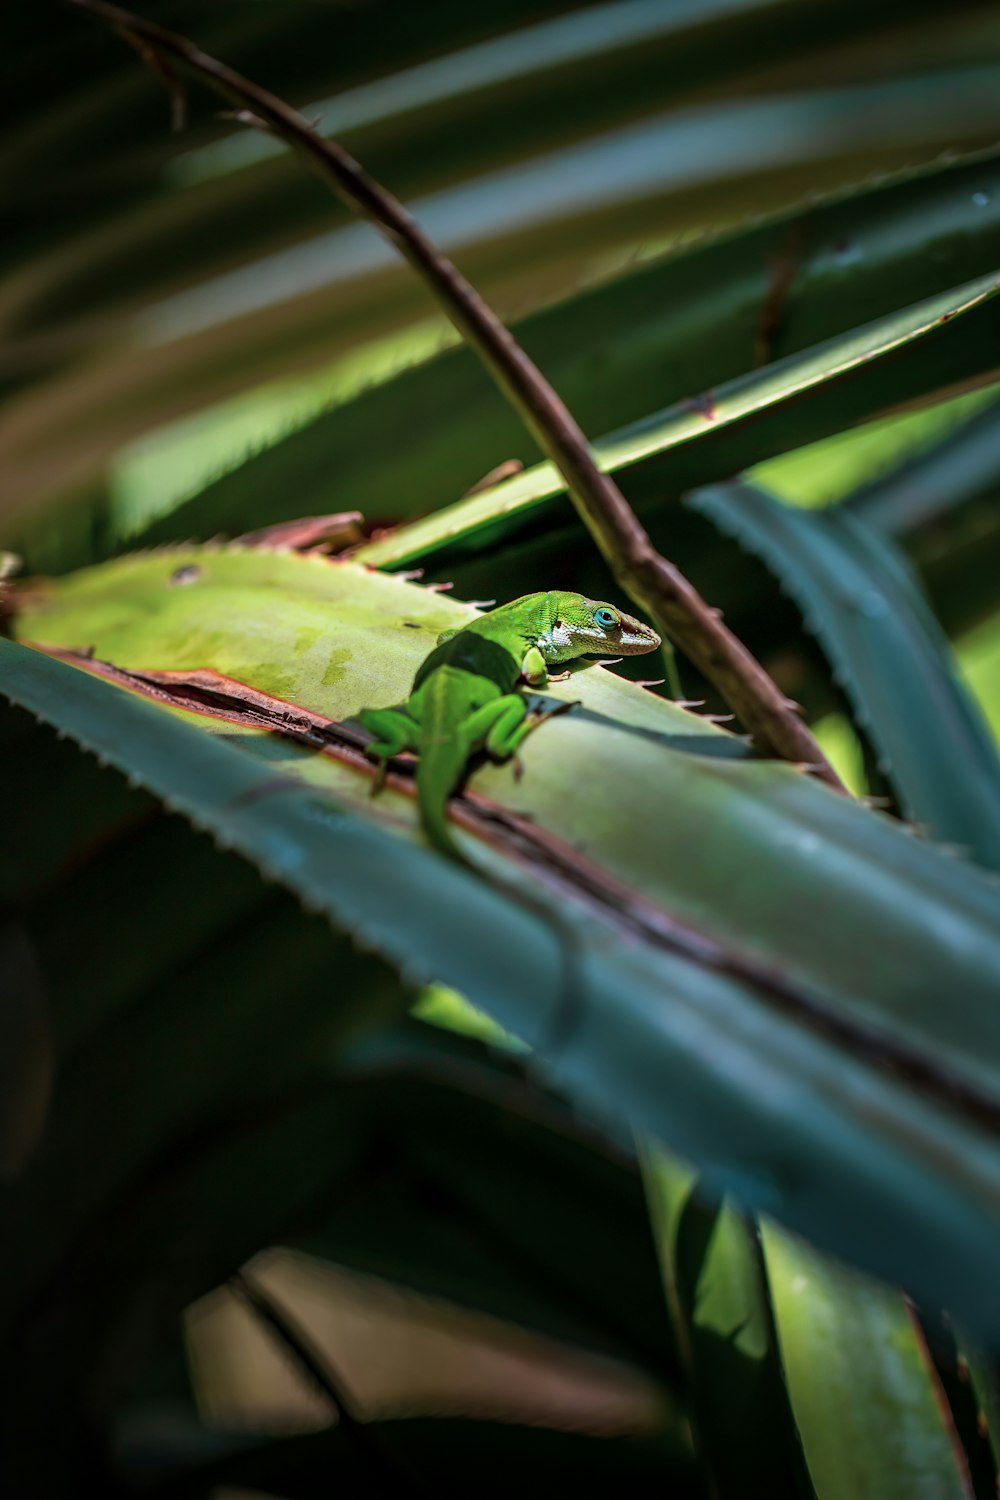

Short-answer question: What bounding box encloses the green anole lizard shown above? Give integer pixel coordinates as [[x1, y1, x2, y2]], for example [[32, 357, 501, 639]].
[[358, 590, 661, 861]]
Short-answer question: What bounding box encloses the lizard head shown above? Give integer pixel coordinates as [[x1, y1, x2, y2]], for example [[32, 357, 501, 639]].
[[539, 593, 661, 661]]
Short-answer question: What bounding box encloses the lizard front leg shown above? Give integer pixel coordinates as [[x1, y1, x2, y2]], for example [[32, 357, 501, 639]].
[[520, 645, 549, 688]]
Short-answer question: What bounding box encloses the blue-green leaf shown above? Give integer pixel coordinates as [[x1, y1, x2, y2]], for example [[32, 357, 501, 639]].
[[689, 480, 1000, 868]]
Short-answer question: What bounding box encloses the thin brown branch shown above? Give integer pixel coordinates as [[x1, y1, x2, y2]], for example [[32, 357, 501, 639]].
[[68, 0, 845, 791], [115, 22, 187, 131]]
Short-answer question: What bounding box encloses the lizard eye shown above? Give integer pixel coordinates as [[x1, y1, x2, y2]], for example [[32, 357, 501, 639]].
[[594, 607, 619, 628]]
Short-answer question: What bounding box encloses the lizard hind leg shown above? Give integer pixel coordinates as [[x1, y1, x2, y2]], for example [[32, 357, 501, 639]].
[[356, 707, 419, 794]]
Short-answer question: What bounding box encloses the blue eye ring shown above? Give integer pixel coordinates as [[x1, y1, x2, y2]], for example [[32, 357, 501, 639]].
[[594, 607, 618, 628]]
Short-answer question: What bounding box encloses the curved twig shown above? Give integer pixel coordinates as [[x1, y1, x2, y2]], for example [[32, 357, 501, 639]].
[[67, 0, 845, 791]]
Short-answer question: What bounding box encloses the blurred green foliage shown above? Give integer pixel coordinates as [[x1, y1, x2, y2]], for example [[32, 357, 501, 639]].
[[3, 3, 1000, 1496]]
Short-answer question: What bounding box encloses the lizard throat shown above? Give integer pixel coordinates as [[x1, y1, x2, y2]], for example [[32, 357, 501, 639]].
[[535, 620, 577, 662]]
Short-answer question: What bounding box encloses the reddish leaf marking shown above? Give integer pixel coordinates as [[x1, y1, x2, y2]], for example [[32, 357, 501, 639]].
[[683, 392, 717, 422], [461, 458, 525, 497], [237, 511, 363, 553], [756, 219, 807, 367]]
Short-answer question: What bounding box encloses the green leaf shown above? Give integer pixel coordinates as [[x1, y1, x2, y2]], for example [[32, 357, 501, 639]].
[[643, 1148, 813, 1498], [688, 480, 1000, 867], [55, 146, 1000, 572], [913, 1314, 1000, 1500], [0, 686, 679, 1452], [962, 1340, 1000, 1487], [846, 394, 1000, 539], [0, 848, 410, 1344], [763, 1224, 970, 1499], [6, 551, 1000, 1333], [11, 10, 1000, 564], [354, 268, 1000, 572]]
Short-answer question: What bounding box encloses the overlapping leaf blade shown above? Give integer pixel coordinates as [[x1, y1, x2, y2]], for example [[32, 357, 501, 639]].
[[354, 268, 1000, 572], [763, 1226, 970, 1499], [37, 146, 998, 572], [5, 549, 1000, 1333], [295, 1023, 676, 1375], [7, 0, 1000, 558], [643, 1149, 814, 1498], [12, 137, 1000, 568], [689, 480, 1000, 866]]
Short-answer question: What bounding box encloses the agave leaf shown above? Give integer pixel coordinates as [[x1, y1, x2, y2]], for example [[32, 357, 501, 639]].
[[125, 73, 1000, 356], [0, 680, 158, 908], [60, 148, 1000, 575], [174, 0, 994, 192], [355, 268, 1000, 572], [762, 1225, 970, 1499], [912, 1314, 1000, 1498], [12, 1, 997, 351], [643, 1148, 813, 1498], [645, 989, 977, 1500], [0, 2, 830, 328], [689, 480, 1000, 867], [6, 551, 1000, 1328]]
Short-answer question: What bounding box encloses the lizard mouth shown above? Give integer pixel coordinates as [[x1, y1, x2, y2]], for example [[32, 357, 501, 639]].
[[614, 625, 662, 654]]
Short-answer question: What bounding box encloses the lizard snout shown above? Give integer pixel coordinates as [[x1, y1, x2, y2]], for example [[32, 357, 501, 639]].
[[614, 619, 661, 654]]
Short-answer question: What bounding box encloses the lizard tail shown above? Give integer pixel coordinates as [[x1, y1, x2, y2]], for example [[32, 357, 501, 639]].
[[415, 743, 470, 863], [417, 742, 583, 1043]]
